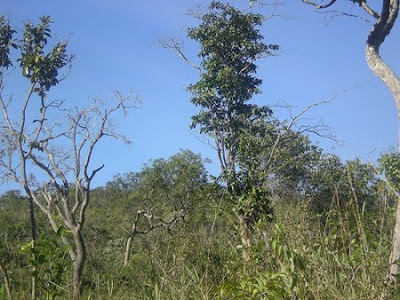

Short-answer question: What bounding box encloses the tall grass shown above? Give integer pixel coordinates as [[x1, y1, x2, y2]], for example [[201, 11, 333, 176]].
[[220, 196, 397, 300]]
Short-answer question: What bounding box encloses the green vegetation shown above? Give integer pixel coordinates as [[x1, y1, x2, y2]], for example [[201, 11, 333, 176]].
[[1, 1, 400, 299], [1, 147, 398, 299]]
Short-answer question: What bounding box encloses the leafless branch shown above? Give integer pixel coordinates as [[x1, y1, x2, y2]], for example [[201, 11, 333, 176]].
[[186, 3, 206, 19], [89, 164, 104, 181], [58, 54, 75, 83], [302, 0, 338, 9], [303, 0, 379, 23], [360, 2, 380, 19], [322, 10, 374, 24], [190, 131, 218, 151], [265, 87, 360, 169], [124, 207, 185, 266], [157, 37, 201, 72]]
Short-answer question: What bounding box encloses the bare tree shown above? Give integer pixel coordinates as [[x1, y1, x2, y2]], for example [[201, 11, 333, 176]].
[[0, 90, 137, 299], [1, 93, 138, 297], [0, 16, 139, 299], [300, 0, 400, 284], [124, 206, 185, 266]]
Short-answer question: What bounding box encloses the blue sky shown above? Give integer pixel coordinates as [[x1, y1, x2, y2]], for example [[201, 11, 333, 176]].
[[1, 0, 399, 190]]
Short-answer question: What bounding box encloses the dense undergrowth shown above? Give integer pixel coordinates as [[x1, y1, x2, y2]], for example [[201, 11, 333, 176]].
[[1, 175, 399, 299]]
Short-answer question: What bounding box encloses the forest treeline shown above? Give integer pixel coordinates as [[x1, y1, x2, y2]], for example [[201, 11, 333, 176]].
[[1, 145, 400, 299], [1, 1, 400, 299]]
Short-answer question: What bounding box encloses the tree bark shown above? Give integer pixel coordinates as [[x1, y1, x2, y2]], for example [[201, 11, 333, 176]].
[[389, 197, 400, 280], [124, 236, 133, 267], [72, 229, 86, 300], [28, 196, 37, 300], [238, 213, 250, 261], [364, 0, 400, 282]]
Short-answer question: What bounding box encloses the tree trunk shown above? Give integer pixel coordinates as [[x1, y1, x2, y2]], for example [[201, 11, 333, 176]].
[[124, 236, 133, 266], [27, 196, 37, 300], [238, 213, 250, 261], [0, 262, 12, 300], [389, 197, 400, 278], [72, 229, 86, 300], [365, 0, 400, 282]]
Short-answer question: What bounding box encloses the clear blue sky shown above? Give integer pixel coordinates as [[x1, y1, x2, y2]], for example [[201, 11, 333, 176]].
[[1, 0, 399, 191]]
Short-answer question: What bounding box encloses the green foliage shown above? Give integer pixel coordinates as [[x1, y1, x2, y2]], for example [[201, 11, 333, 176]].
[[19, 16, 73, 96], [235, 185, 272, 226], [188, 1, 277, 112], [299, 154, 383, 218], [380, 150, 400, 191], [1, 8, 398, 299], [0, 16, 17, 69], [1, 15, 72, 97], [220, 222, 308, 300], [0, 192, 73, 299], [82, 150, 224, 298], [236, 120, 322, 218], [103, 149, 209, 218], [220, 196, 394, 300], [1, 146, 398, 299], [136, 149, 208, 200], [20, 228, 71, 300], [219, 271, 289, 300], [187, 1, 279, 229], [187, 1, 277, 146], [0, 192, 31, 297]]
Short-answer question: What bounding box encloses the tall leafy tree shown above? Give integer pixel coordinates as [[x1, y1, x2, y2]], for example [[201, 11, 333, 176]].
[[187, 1, 278, 258]]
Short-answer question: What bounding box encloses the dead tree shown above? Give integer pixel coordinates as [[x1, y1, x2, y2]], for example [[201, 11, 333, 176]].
[[124, 206, 185, 266], [0, 90, 137, 299]]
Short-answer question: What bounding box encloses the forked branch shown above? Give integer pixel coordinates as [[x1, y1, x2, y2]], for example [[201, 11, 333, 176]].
[[124, 207, 185, 266], [302, 0, 380, 19]]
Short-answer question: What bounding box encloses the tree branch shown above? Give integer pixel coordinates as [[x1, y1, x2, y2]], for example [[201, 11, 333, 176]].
[[157, 37, 202, 72], [301, 0, 338, 9], [361, 1, 380, 19], [124, 207, 185, 266]]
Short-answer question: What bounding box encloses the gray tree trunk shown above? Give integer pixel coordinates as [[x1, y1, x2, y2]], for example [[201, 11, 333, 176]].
[[72, 229, 86, 300], [238, 213, 250, 261]]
